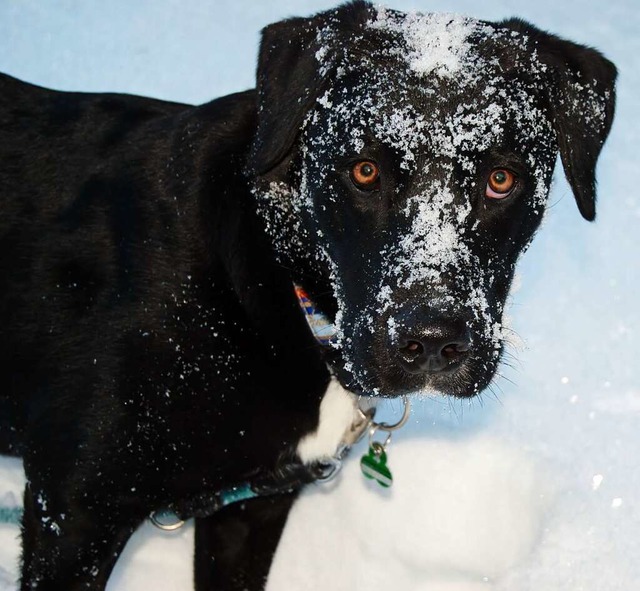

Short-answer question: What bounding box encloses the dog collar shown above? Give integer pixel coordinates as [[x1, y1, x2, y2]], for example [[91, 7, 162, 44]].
[[294, 284, 337, 345]]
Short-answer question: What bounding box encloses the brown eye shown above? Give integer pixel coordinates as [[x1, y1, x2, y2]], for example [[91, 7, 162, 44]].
[[350, 160, 380, 189], [486, 169, 516, 199]]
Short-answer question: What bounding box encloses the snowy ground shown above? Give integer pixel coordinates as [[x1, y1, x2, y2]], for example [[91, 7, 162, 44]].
[[1, 1, 638, 590]]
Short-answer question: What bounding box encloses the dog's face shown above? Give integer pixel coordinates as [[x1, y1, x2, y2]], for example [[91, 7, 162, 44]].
[[250, 3, 616, 398]]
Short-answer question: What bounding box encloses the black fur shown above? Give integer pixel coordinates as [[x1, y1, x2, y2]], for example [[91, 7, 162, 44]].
[[0, 2, 615, 590], [0, 75, 328, 589]]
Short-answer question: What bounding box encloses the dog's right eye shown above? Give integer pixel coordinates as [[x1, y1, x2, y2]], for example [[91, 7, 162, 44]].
[[485, 168, 517, 199], [350, 161, 380, 190]]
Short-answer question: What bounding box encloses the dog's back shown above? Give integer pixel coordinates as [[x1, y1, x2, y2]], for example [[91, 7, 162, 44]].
[[0, 73, 190, 454]]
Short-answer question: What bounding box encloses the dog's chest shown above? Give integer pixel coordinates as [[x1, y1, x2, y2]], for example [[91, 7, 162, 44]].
[[296, 378, 364, 464]]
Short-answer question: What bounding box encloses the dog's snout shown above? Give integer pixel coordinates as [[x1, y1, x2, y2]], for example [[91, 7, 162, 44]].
[[395, 318, 471, 374]]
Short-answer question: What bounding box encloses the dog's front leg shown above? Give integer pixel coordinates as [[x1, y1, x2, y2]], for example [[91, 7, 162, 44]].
[[193, 492, 297, 591], [19, 482, 140, 591]]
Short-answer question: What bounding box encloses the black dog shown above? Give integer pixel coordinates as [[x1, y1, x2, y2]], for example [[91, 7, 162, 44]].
[[0, 2, 615, 589]]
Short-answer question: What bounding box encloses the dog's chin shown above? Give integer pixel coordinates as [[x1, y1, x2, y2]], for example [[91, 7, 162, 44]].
[[417, 361, 497, 399], [329, 352, 500, 400]]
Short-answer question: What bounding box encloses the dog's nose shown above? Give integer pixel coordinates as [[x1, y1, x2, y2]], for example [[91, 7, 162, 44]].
[[395, 319, 471, 374]]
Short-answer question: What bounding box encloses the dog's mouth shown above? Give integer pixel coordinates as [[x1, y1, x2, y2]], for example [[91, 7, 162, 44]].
[[329, 338, 501, 399]]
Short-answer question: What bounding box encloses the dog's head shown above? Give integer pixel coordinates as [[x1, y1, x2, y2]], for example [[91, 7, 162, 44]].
[[249, 1, 616, 398]]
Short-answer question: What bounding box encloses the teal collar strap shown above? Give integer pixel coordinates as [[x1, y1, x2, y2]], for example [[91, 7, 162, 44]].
[[0, 505, 21, 525]]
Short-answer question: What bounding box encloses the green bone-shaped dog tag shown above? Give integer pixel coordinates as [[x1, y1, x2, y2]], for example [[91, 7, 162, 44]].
[[360, 442, 393, 488]]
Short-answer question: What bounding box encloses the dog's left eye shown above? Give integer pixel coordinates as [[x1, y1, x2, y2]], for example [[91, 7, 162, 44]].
[[350, 160, 380, 190], [486, 169, 517, 199]]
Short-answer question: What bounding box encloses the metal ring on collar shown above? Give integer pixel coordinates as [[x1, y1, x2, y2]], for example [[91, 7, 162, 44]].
[[371, 396, 411, 432], [149, 509, 185, 531], [314, 456, 343, 483]]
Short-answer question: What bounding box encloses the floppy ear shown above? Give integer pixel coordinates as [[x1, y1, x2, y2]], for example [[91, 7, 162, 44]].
[[250, 1, 375, 175], [250, 16, 329, 175], [501, 20, 617, 221]]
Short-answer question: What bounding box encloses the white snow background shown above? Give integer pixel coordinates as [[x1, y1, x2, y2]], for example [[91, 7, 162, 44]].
[[0, 1, 638, 590]]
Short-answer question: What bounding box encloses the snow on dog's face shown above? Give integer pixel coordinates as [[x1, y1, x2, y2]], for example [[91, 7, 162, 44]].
[[250, 2, 616, 398]]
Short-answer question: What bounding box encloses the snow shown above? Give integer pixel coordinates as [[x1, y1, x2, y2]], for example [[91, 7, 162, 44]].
[[268, 435, 556, 590], [0, 1, 638, 590], [370, 7, 494, 80]]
